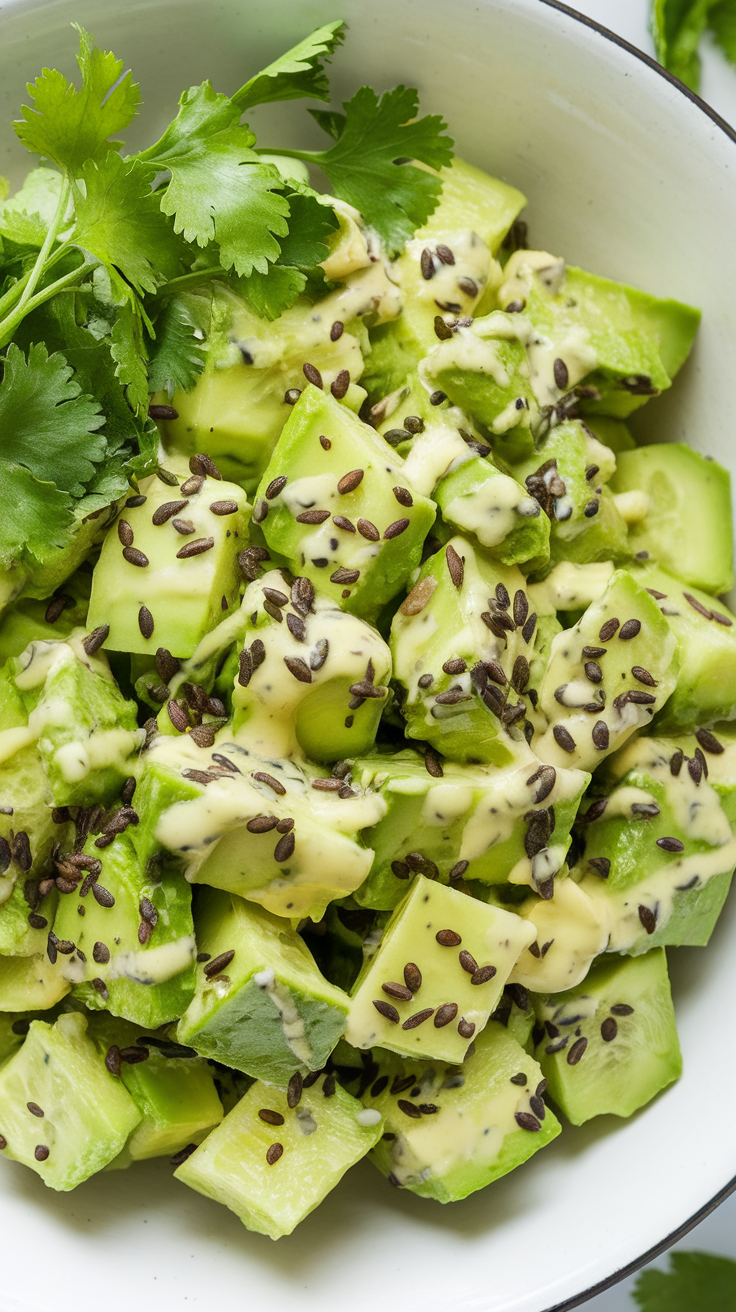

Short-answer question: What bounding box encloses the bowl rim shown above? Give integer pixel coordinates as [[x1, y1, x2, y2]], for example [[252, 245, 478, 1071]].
[[532, 12, 736, 1305]]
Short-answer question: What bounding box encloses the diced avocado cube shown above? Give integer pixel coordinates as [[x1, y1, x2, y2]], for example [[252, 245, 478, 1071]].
[[52, 834, 196, 1029], [160, 282, 369, 493], [507, 877, 608, 993], [610, 444, 733, 595], [583, 416, 636, 455], [0, 575, 89, 664], [231, 567, 392, 762], [0, 1012, 30, 1066], [631, 564, 736, 729], [0, 1012, 141, 1189], [363, 1019, 560, 1201], [177, 888, 349, 1083], [254, 386, 435, 620], [509, 419, 629, 567], [352, 748, 588, 910], [574, 733, 736, 954], [346, 876, 535, 1063], [174, 1071, 382, 1239], [531, 949, 682, 1123], [13, 638, 142, 807], [0, 953, 70, 1011], [536, 569, 680, 770], [434, 456, 550, 570], [141, 738, 384, 922], [390, 533, 547, 764], [87, 459, 251, 659], [178, 886, 348, 1081]]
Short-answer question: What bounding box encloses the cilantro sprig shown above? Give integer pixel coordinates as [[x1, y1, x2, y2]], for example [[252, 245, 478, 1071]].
[[633, 1250, 736, 1311], [0, 18, 453, 602], [651, 0, 736, 89]]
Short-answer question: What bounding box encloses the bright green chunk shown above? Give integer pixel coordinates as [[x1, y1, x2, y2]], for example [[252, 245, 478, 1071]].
[[610, 444, 733, 595], [140, 737, 383, 922], [509, 419, 629, 566], [0, 1012, 141, 1189], [434, 456, 550, 570], [87, 459, 251, 659], [177, 888, 349, 1082], [122, 1053, 222, 1161], [575, 733, 736, 954], [346, 876, 534, 1062], [536, 569, 680, 770], [53, 835, 196, 1029], [390, 534, 549, 764], [352, 748, 588, 909], [161, 282, 370, 492], [631, 564, 736, 729], [231, 567, 392, 762], [0, 953, 70, 1011], [583, 416, 636, 454], [174, 1071, 382, 1239], [532, 949, 682, 1123], [363, 1020, 560, 1201], [0, 578, 89, 664], [0, 1013, 26, 1065], [255, 386, 435, 620]]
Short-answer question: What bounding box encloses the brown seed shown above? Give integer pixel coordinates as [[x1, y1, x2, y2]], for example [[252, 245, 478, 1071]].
[[398, 1099, 423, 1119], [471, 964, 497, 985], [337, 469, 364, 495], [384, 518, 410, 539], [592, 720, 610, 750], [354, 517, 379, 543], [287, 1072, 303, 1109], [553, 358, 569, 389], [189, 453, 221, 480], [638, 904, 657, 935], [176, 536, 215, 559], [238, 648, 253, 687], [382, 981, 414, 1002], [138, 920, 153, 945], [253, 771, 287, 796], [448, 860, 469, 881], [459, 950, 478, 974], [117, 519, 134, 546], [522, 612, 537, 644], [296, 509, 330, 525], [34, 1144, 50, 1161], [331, 369, 350, 400], [553, 724, 576, 753], [400, 576, 437, 615], [587, 857, 611, 879], [92, 884, 115, 908], [420, 247, 434, 279], [696, 727, 724, 755], [138, 606, 154, 639], [457, 1018, 475, 1039], [155, 648, 180, 683], [601, 1017, 618, 1043], [303, 362, 323, 388], [688, 753, 703, 785], [434, 1002, 458, 1028], [436, 929, 462, 947], [172, 518, 196, 535], [92, 978, 109, 999], [611, 1003, 634, 1016], [445, 544, 464, 588], [567, 1036, 588, 1066], [265, 476, 287, 500], [93, 941, 110, 965], [105, 1045, 122, 1077], [515, 1112, 541, 1132], [287, 613, 307, 643], [436, 243, 455, 264], [330, 320, 344, 341], [512, 590, 529, 628], [619, 618, 642, 640], [402, 1007, 435, 1030], [203, 950, 235, 978], [373, 999, 400, 1024], [209, 499, 239, 516], [333, 515, 355, 533], [263, 587, 288, 608], [122, 547, 149, 568], [393, 486, 414, 508], [584, 661, 602, 683], [424, 748, 443, 778], [512, 654, 530, 692], [258, 1108, 285, 1126], [404, 963, 422, 992], [82, 625, 109, 656], [246, 815, 279, 833], [599, 618, 620, 641], [26, 1101, 44, 1118], [330, 567, 360, 585], [274, 831, 296, 863], [152, 499, 189, 526], [284, 655, 312, 683], [266, 1142, 284, 1165], [167, 700, 189, 732], [11, 832, 31, 871], [285, 388, 302, 405], [656, 836, 685, 852]]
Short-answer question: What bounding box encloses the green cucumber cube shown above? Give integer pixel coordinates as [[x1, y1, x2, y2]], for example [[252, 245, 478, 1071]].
[[0, 953, 70, 1011], [363, 1019, 560, 1201], [0, 1012, 141, 1189], [175, 1071, 382, 1239], [532, 949, 682, 1123], [177, 888, 349, 1083], [346, 875, 535, 1062], [434, 456, 550, 570]]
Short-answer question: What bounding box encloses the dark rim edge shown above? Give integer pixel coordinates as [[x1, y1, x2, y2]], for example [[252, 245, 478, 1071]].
[[531, 8, 736, 1296]]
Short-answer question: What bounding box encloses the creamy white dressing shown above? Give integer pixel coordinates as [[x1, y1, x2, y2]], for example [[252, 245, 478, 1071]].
[[509, 878, 608, 992], [536, 561, 615, 611], [106, 936, 196, 985], [254, 968, 313, 1065], [421, 325, 511, 388], [52, 726, 144, 784], [442, 474, 537, 549], [401, 426, 472, 497], [403, 229, 493, 317], [614, 490, 650, 524]]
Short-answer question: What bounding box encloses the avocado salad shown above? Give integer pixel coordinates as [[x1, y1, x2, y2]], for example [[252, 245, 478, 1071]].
[[0, 18, 733, 1242]]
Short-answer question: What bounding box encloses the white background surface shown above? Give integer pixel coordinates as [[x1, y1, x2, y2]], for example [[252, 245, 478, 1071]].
[[573, 13, 736, 1310]]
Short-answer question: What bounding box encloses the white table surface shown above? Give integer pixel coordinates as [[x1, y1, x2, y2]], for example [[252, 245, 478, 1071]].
[[568, 14, 736, 1309]]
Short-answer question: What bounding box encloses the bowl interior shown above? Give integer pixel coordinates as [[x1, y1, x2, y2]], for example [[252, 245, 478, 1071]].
[[0, 2, 735, 1310]]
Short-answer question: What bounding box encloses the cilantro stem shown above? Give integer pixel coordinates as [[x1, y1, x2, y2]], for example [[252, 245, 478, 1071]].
[[155, 268, 227, 299], [0, 260, 98, 349], [14, 176, 72, 316]]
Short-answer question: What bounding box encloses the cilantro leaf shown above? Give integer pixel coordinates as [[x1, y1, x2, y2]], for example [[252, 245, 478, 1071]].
[[236, 264, 308, 321], [147, 293, 209, 395], [134, 81, 289, 276], [0, 464, 73, 568], [634, 1251, 736, 1312], [295, 86, 453, 256], [709, 0, 736, 63], [650, 0, 718, 88], [235, 190, 338, 319], [0, 167, 63, 246], [0, 342, 105, 495], [72, 153, 182, 294], [233, 21, 345, 111], [109, 294, 149, 416], [14, 26, 140, 173]]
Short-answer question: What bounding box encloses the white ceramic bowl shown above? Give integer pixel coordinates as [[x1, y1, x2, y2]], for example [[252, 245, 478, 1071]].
[[1, 2, 735, 1309]]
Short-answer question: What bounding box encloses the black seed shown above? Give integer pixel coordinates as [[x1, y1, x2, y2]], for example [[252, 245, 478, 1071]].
[[471, 965, 497, 985], [611, 1003, 634, 1016], [420, 247, 434, 279], [434, 1003, 458, 1028], [337, 469, 364, 495], [656, 836, 685, 852], [553, 358, 569, 389], [459, 950, 478, 974], [82, 625, 109, 656], [122, 547, 149, 568], [138, 606, 154, 639], [436, 929, 462, 947], [599, 618, 620, 641], [601, 1017, 618, 1042], [203, 950, 235, 979], [696, 727, 724, 755], [402, 1008, 435, 1030], [448, 859, 469, 881], [592, 720, 609, 750], [526, 764, 556, 804], [331, 369, 350, 400], [125, 494, 147, 508], [373, 1000, 400, 1024], [567, 1036, 588, 1066], [284, 387, 302, 405], [458, 1018, 475, 1039], [529, 1095, 546, 1120], [274, 831, 296, 863], [553, 724, 576, 753], [515, 1112, 541, 1132], [283, 656, 312, 684], [587, 857, 610, 878], [638, 904, 657, 934], [176, 536, 215, 559], [522, 612, 537, 644], [117, 519, 134, 546], [513, 590, 529, 628], [93, 941, 110, 964]]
